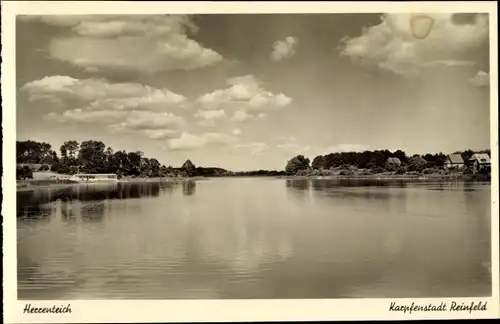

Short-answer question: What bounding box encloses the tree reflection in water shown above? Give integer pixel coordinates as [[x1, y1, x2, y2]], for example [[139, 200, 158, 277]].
[[182, 180, 197, 196], [17, 181, 188, 223]]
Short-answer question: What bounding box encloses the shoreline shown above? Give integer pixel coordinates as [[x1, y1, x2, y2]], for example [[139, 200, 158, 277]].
[[16, 173, 490, 192]]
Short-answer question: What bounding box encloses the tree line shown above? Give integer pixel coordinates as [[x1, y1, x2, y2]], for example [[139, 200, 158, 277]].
[[17, 140, 199, 179], [16, 140, 491, 180], [285, 149, 491, 175], [16, 140, 285, 180]]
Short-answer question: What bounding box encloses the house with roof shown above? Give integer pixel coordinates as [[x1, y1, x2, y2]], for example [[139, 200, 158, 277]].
[[444, 153, 465, 169], [469, 153, 491, 174]]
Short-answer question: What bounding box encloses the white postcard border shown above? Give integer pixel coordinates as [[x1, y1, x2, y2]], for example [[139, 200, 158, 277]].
[[2, 1, 499, 323]]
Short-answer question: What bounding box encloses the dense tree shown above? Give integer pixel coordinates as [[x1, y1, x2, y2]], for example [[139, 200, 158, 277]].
[[17, 140, 57, 164], [16, 165, 33, 180], [60, 140, 80, 163], [16, 139, 491, 179], [422, 153, 447, 167], [127, 151, 143, 176], [285, 155, 310, 174], [406, 155, 428, 172], [39, 164, 50, 171], [460, 149, 475, 163], [393, 150, 407, 163], [311, 155, 326, 170], [478, 149, 491, 156], [78, 140, 107, 173], [148, 158, 161, 177], [181, 159, 196, 177]]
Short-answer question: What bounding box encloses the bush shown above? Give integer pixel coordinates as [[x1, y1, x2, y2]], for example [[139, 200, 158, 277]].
[[463, 165, 474, 175], [39, 164, 50, 171], [395, 167, 406, 175], [310, 169, 321, 176], [371, 166, 387, 174], [50, 162, 61, 173], [16, 166, 33, 180], [339, 170, 355, 176], [296, 169, 311, 176], [422, 168, 436, 175]]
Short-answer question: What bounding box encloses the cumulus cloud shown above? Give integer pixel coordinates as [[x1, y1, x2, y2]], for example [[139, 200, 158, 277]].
[[339, 13, 489, 76], [271, 36, 298, 62], [48, 109, 185, 138], [196, 74, 292, 121], [234, 143, 269, 156], [166, 131, 239, 151], [231, 128, 242, 136], [110, 111, 185, 131], [20, 15, 223, 73], [167, 132, 206, 151], [230, 110, 253, 122], [469, 70, 490, 88], [142, 129, 182, 140], [194, 109, 228, 127], [25, 76, 187, 140], [22, 76, 188, 111], [46, 109, 126, 124]]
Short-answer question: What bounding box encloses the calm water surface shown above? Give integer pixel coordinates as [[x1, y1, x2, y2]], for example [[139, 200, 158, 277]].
[[17, 178, 491, 299]]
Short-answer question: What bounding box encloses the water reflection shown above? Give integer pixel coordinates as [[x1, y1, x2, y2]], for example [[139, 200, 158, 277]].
[[286, 179, 311, 204], [17, 181, 194, 220], [17, 178, 491, 299], [182, 180, 197, 196]]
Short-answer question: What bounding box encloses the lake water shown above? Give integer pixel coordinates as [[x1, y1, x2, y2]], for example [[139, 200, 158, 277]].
[[17, 178, 491, 299]]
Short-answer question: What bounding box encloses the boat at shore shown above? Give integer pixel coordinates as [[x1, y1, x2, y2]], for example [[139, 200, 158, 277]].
[[68, 173, 119, 183]]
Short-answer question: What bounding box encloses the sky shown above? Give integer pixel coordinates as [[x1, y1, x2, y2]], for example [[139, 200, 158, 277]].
[[16, 13, 491, 171]]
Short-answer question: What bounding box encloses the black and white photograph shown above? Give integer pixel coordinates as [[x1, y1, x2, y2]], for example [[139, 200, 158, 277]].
[[2, 1, 499, 322]]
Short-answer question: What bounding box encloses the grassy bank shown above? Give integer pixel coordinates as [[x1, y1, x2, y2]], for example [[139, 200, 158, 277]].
[[17, 168, 491, 191], [278, 174, 490, 181], [16, 176, 207, 191], [17, 179, 78, 192], [279, 167, 490, 182]]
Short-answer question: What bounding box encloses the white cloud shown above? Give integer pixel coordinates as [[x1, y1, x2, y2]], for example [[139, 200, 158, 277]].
[[48, 109, 185, 136], [278, 143, 312, 154], [469, 70, 490, 88], [21, 15, 223, 73], [231, 128, 242, 136], [339, 13, 489, 76], [22, 76, 188, 111], [196, 74, 292, 120], [46, 109, 126, 124], [277, 136, 312, 155], [27, 76, 187, 140], [231, 110, 253, 122], [166, 131, 239, 151], [196, 120, 216, 127], [226, 75, 259, 86], [142, 129, 182, 140], [271, 36, 298, 62], [167, 132, 207, 151], [235, 143, 269, 156], [203, 133, 238, 145], [110, 111, 186, 131], [194, 109, 227, 120]]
